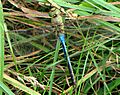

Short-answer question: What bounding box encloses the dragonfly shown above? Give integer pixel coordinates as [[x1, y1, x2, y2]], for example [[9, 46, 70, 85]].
[[49, 8, 76, 85]]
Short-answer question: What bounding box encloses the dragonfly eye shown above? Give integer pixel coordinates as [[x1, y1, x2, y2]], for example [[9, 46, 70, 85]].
[[53, 14, 57, 18]]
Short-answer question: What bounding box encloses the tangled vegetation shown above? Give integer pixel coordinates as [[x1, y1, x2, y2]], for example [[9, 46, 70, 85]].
[[0, 0, 120, 95]]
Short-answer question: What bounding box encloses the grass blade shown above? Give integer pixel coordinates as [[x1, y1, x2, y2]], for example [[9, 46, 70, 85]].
[[0, 1, 5, 94], [0, 81, 15, 95], [4, 74, 41, 95], [49, 39, 60, 95]]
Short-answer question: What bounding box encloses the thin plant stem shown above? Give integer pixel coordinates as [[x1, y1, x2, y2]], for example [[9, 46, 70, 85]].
[[0, 0, 5, 94]]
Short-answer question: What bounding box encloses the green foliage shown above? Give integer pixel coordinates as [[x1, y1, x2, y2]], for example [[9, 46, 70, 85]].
[[2, 0, 120, 94]]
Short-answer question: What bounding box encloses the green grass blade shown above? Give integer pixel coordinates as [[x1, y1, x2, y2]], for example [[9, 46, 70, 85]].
[[63, 63, 111, 94], [90, 0, 120, 12], [89, 50, 111, 95], [98, 78, 120, 95], [49, 39, 60, 95], [5, 26, 19, 72], [4, 74, 41, 95], [0, 1, 5, 94], [94, 19, 120, 33], [0, 81, 15, 95], [53, 0, 96, 12]]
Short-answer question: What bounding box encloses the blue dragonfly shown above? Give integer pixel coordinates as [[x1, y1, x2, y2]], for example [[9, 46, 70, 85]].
[[50, 8, 76, 85]]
